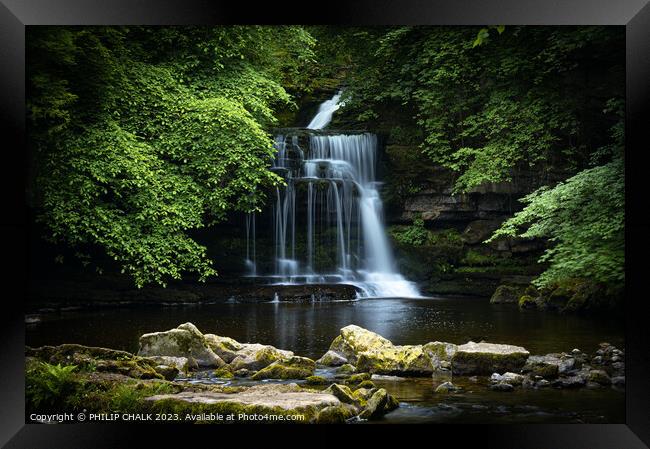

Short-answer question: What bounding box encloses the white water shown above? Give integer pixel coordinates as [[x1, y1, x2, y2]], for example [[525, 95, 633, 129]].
[[307, 91, 342, 129], [246, 91, 420, 298]]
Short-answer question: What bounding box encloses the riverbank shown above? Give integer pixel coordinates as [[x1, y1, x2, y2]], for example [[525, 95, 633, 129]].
[[25, 323, 625, 424]]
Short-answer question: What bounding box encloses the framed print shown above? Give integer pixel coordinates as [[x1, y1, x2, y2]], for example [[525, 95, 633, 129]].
[[1, 0, 649, 447]]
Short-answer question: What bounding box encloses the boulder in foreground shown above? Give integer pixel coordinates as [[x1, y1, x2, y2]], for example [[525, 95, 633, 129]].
[[451, 341, 530, 375], [138, 323, 225, 368], [320, 325, 530, 377], [145, 382, 398, 423], [250, 356, 316, 380]]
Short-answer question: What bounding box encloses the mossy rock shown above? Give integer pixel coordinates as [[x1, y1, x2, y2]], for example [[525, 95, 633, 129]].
[[524, 285, 539, 297], [229, 344, 294, 372], [451, 341, 530, 375], [26, 356, 179, 414], [145, 356, 194, 374], [345, 373, 372, 385], [138, 323, 225, 368], [153, 365, 179, 381], [422, 341, 457, 371], [250, 356, 316, 380], [434, 381, 459, 393], [355, 345, 433, 376], [588, 369, 611, 385], [324, 384, 358, 405], [521, 357, 559, 379], [359, 388, 395, 420], [490, 284, 526, 304], [547, 286, 574, 310], [527, 279, 620, 314], [336, 363, 357, 375], [355, 380, 376, 390], [145, 384, 336, 423], [26, 344, 164, 380], [204, 334, 242, 363], [305, 375, 330, 385], [561, 280, 617, 313], [351, 387, 373, 406], [212, 367, 234, 379], [316, 350, 348, 367], [329, 325, 393, 365], [315, 404, 358, 423], [518, 295, 537, 310]]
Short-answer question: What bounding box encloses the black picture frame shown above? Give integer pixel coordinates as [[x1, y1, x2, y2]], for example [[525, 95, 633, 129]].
[[1, 1, 649, 447]]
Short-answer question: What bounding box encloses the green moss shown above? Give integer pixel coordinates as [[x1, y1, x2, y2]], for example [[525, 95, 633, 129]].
[[518, 295, 537, 310], [524, 285, 539, 297], [212, 367, 234, 379], [26, 344, 163, 380], [336, 364, 357, 375], [254, 347, 283, 364], [345, 373, 372, 385], [490, 284, 526, 304], [451, 350, 529, 376], [351, 388, 370, 406], [26, 355, 180, 415], [355, 380, 376, 390], [359, 388, 390, 420], [250, 357, 316, 380], [548, 285, 573, 309], [315, 404, 357, 424], [461, 249, 499, 266], [389, 222, 465, 249], [429, 228, 464, 246], [389, 217, 429, 246], [324, 384, 358, 405], [522, 360, 559, 379], [305, 375, 330, 385]]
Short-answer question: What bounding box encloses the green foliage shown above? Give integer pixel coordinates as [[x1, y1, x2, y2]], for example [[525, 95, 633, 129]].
[[472, 25, 505, 47], [390, 217, 429, 246], [390, 219, 467, 249], [26, 362, 79, 409], [337, 26, 624, 193], [428, 228, 464, 246], [489, 157, 624, 288], [28, 26, 315, 287], [109, 382, 174, 412], [461, 249, 498, 266], [390, 219, 465, 249]]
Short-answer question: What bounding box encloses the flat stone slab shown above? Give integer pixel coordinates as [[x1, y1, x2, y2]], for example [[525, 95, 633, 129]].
[[146, 384, 341, 411], [452, 341, 530, 375]]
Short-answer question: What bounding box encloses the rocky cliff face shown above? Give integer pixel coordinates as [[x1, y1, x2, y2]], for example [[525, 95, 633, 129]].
[[381, 144, 568, 228], [378, 144, 568, 297]]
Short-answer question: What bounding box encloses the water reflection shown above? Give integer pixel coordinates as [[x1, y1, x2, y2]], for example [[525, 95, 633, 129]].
[[27, 297, 623, 360]]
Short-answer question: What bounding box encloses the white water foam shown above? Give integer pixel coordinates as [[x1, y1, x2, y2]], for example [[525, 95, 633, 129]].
[[246, 91, 421, 298]]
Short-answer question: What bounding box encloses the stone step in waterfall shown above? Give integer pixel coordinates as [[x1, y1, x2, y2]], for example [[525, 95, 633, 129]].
[[244, 92, 420, 299]]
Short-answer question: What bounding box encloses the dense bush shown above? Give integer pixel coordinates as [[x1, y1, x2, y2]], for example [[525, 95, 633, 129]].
[[28, 27, 316, 286]]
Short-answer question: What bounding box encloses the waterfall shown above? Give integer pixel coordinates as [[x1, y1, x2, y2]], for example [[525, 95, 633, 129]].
[[245, 211, 256, 275], [245, 91, 420, 298], [307, 90, 342, 130]]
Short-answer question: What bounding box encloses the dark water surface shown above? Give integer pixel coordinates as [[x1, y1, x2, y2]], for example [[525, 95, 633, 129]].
[[26, 296, 625, 423], [26, 296, 624, 358]]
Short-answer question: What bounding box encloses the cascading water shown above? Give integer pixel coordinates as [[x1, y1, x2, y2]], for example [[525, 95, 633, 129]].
[[307, 91, 342, 130], [245, 91, 420, 298]]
